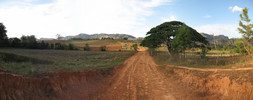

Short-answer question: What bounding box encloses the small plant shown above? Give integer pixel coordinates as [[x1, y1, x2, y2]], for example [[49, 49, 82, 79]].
[[100, 45, 106, 51], [83, 43, 90, 51], [132, 44, 138, 51]]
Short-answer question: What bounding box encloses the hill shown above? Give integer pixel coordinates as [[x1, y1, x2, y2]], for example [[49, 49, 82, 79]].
[[62, 33, 136, 40], [200, 33, 229, 42]]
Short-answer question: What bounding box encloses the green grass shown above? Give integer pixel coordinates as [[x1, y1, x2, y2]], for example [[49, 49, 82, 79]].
[[0, 49, 135, 76], [152, 51, 251, 68]]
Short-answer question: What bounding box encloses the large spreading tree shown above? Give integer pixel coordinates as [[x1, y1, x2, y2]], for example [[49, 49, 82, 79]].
[[141, 21, 208, 56], [0, 23, 8, 47]]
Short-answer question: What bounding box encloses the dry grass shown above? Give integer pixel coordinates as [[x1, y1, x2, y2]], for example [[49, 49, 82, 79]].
[[0, 48, 135, 76], [152, 50, 252, 68]]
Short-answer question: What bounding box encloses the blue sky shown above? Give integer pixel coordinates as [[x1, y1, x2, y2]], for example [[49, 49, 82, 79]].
[[0, 0, 252, 38]]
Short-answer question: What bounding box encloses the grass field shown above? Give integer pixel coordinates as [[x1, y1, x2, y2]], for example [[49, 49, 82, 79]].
[[0, 49, 135, 76], [42, 39, 140, 51], [152, 50, 252, 68]]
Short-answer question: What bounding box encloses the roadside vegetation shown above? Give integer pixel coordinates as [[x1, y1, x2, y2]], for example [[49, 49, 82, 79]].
[[141, 7, 253, 68], [0, 49, 135, 76]]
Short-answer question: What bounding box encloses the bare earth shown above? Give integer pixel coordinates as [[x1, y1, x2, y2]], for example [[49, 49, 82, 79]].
[[97, 52, 192, 100]]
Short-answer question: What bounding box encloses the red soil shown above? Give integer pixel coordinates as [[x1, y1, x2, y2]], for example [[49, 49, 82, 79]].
[[1, 52, 253, 100]]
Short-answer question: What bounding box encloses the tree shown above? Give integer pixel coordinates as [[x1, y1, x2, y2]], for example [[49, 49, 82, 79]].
[[141, 21, 208, 56], [83, 43, 90, 51], [0, 23, 8, 47], [8, 38, 21, 47], [237, 7, 253, 54], [68, 43, 74, 50], [56, 34, 63, 40], [20, 35, 38, 49]]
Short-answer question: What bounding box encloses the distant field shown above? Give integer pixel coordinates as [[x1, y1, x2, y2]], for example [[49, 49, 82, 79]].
[[41, 39, 140, 51], [151, 51, 250, 68], [0, 49, 135, 76]]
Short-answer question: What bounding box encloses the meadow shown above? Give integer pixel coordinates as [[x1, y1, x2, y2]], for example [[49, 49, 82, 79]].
[[151, 48, 252, 68], [0, 49, 135, 76]]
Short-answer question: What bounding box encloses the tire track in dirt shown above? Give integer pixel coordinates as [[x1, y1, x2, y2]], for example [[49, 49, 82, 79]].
[[97, 52, 182, 100]]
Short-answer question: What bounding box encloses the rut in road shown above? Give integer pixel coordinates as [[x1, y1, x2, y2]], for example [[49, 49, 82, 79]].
[[97, 52, 188, 100]]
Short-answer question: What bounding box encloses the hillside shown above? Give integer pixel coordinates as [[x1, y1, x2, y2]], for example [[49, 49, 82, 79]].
[[200, 33, 229, 42], [62, 33, 136, 40]]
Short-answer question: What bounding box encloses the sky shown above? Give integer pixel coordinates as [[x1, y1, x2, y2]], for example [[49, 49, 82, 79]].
[[0, 0, 252, 39]]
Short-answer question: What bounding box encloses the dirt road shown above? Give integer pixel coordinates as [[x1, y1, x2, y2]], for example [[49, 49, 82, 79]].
[[97, 52, 191, 100]]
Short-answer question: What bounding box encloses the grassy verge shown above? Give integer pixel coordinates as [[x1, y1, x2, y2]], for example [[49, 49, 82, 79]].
[[0, 49, 135, 76], [152, 51, 253, 68]]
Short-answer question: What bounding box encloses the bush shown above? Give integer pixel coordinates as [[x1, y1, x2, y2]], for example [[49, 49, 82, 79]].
[[83, 43, 90, 51], [68, 43, 75, 50], [100, 45, 106, 51], [132, 44, 138, 51]]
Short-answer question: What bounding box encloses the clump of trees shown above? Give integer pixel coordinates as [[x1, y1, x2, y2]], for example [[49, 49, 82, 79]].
[[236, 7, 253, 55], [141, 21, 208, 57], [0, 23, 77, 50]]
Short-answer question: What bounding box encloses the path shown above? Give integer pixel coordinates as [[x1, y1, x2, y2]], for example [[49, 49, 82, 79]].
[[97, 52, 194, 100]]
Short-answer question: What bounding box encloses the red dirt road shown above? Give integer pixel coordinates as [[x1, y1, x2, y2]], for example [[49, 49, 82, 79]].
[[97, 52, 190, 100]]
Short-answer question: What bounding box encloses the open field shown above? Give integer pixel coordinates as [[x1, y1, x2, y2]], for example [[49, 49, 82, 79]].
[[151, 51, 252, 68], [41, 39, 140, 51], [0, 49, 135, 76]]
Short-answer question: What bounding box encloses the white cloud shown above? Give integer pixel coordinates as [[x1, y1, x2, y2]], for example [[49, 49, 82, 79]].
[[0, 0, 172, 38], [195, 24, 241, 38], [161, 15, 178, 22], [229, 5, 242, 12], [204, 14, 211, 18]]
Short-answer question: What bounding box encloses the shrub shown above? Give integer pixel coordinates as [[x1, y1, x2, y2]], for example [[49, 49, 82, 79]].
[[132, 44, 138, 51], [83, 43, 90, 51], [100, 45, 106, 51]]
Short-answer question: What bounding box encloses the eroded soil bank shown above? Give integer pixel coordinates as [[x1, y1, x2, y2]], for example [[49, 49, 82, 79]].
[[0, 67, 119, 100], [164, 67, 253, 100]]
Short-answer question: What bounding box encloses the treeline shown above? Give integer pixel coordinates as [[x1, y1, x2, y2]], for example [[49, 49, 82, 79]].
[[8, 35, 77, 50]]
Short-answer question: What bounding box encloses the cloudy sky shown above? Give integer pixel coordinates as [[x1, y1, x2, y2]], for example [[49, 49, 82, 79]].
[[0, 0, 252, 38]]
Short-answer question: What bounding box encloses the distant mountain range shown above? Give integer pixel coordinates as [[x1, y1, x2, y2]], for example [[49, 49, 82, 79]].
[[60, 33, 136, 40], [200, 33, 229, 42], [39, 33, 231, 43]]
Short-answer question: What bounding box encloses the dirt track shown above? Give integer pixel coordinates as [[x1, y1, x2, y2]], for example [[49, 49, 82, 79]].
[[97, 52, 191, 100]]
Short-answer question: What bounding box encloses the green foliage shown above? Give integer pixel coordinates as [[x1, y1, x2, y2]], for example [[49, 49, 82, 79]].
[[100, 45, 106, 51], [132, 44, 138, 51], [68, 43, 76, 50], [83, 43, 90, 51], [0, 23, 8, 47], [200, 47, 211, 59], [8, 38, 21, 47], [141, 21, 208, 56], [237, 7, 253, 55], [238, 7, 253, 40], [54, 42, 67, 50], [21, 35, 38, 49]]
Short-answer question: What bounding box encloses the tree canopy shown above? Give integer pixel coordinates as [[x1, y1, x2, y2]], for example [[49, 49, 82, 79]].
[[0, 23, 8, 47], [141, 21, 208, 56], [236, 7, 253, 55]]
